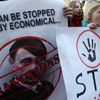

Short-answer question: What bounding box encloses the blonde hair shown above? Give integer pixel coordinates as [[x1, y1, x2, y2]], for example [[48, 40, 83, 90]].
[[83, 0, 100, 22], [68, 1, 82, 9], [88, 5, 100, 23]]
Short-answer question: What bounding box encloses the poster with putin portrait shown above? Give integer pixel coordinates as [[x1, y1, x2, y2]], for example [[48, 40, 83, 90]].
[[56, 27, 100, 100], [0, 0, 67, 100]]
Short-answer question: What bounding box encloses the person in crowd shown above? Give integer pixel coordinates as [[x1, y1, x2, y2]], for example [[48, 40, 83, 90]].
[[83, 0, 100, 29], [63, 1, 83, 26], [0, 38, 54, 100], [81, 0, 85, 7]]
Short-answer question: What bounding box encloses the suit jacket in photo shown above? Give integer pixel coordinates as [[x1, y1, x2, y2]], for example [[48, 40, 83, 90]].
[[0, 80, 54, 100]]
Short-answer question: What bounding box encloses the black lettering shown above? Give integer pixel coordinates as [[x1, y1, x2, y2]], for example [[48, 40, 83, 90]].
[[0, 24, 3, 31], [10, 12, 21, 21], [51, 9, 55, 16], [20, 21, 25, 28], [23, 11, 28, 19], [43, 18, 48, 24], [16, 12, 21, 20], [42, 9, 46, 17], [27, 11, 32, 18], [76, 73, 86, 98], [24, 20, 31, 27], [0, 23, 7, 31], [46, 9, 51, 16], [2, 23, 7, 31], [35, 18, 42, 26], [37, 10, 42, 17], [32, 11, 37, 18], [30, 19, 35, 26], [48, 17, 55, 24], [14, 21, 19, 29], [9, 22, 14, 30], [0, 14, 9, 22], [0, 15, 4, 22], [87, 69, 98, 91], [10, 13, 16, 21]]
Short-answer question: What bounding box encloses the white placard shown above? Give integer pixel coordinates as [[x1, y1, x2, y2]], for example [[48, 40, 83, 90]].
[[0, 0, 67, 100], [56, 27, 100, 100]]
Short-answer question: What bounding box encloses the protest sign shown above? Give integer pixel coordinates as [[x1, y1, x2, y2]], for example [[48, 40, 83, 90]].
[[0, 0, 67, 32], [0, 0, 67, 100], [56, 27, 100, 100]]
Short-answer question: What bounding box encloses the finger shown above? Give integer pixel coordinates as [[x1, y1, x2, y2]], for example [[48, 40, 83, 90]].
[[63, 9, 73, 13], [63, 11, 73, 18], [63, 12, 73, 16], [63, 14, 73, 18], [82, 53, 86, 57], [63, 7, 72, 11], [90, 24, 97, 29], [87, 38, 90, 48], [94, 43, 96, 50], [63, 7, 73, 13], [63, 7, 67, 10], [83, 41, 89, 52], [92, 39, 93, 48], [92, 24, 97, 29], [63, 10, 73, 14]]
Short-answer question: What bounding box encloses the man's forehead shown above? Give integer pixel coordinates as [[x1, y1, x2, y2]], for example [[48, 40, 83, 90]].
[[15, 48, 36, 61]]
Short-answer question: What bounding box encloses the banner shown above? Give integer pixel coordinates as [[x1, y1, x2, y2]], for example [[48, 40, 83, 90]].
[[0, 0, 67, 100], [56, 27, 100, 100], [0, 0, 67, 33]]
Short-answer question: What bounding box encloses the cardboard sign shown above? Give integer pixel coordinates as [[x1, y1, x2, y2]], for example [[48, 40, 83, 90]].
[[0, 0, 67, 100], [56, 27, 100, 100]]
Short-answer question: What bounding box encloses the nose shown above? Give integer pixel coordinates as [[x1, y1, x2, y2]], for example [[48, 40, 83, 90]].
[[78, 6, 81, 11], [19, 69, 27, 74]]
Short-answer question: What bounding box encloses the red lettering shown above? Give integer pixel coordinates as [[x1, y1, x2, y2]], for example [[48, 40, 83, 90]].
[[39, 63, 47, 73], [0, 89, 4, 94], [10, 79, 21, 87], [34, 66, 41, 77], [53, 54, 59, 64], [4, 83, 12, 91], [46, 57, 54, 68], [26, 70, 37, 80], [18, 74, 27, 84]]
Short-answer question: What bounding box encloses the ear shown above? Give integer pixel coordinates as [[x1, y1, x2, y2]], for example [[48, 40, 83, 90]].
[[9, 57, 16, 70], [9, 57, 14, 65]]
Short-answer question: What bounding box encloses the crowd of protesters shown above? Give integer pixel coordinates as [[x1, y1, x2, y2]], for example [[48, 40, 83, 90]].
[[63, 0, 100, 29]]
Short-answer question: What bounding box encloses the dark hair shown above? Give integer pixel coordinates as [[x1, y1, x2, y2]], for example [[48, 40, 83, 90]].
[[9, 38, 47, 61]]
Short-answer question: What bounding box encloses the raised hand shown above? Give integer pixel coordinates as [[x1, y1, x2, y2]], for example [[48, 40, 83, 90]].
[[82, 38, 96, 62]]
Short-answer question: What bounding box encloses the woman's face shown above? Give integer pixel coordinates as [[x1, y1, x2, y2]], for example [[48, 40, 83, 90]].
[[73, 2, 83, 16], [90, 6, 100, 26]]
